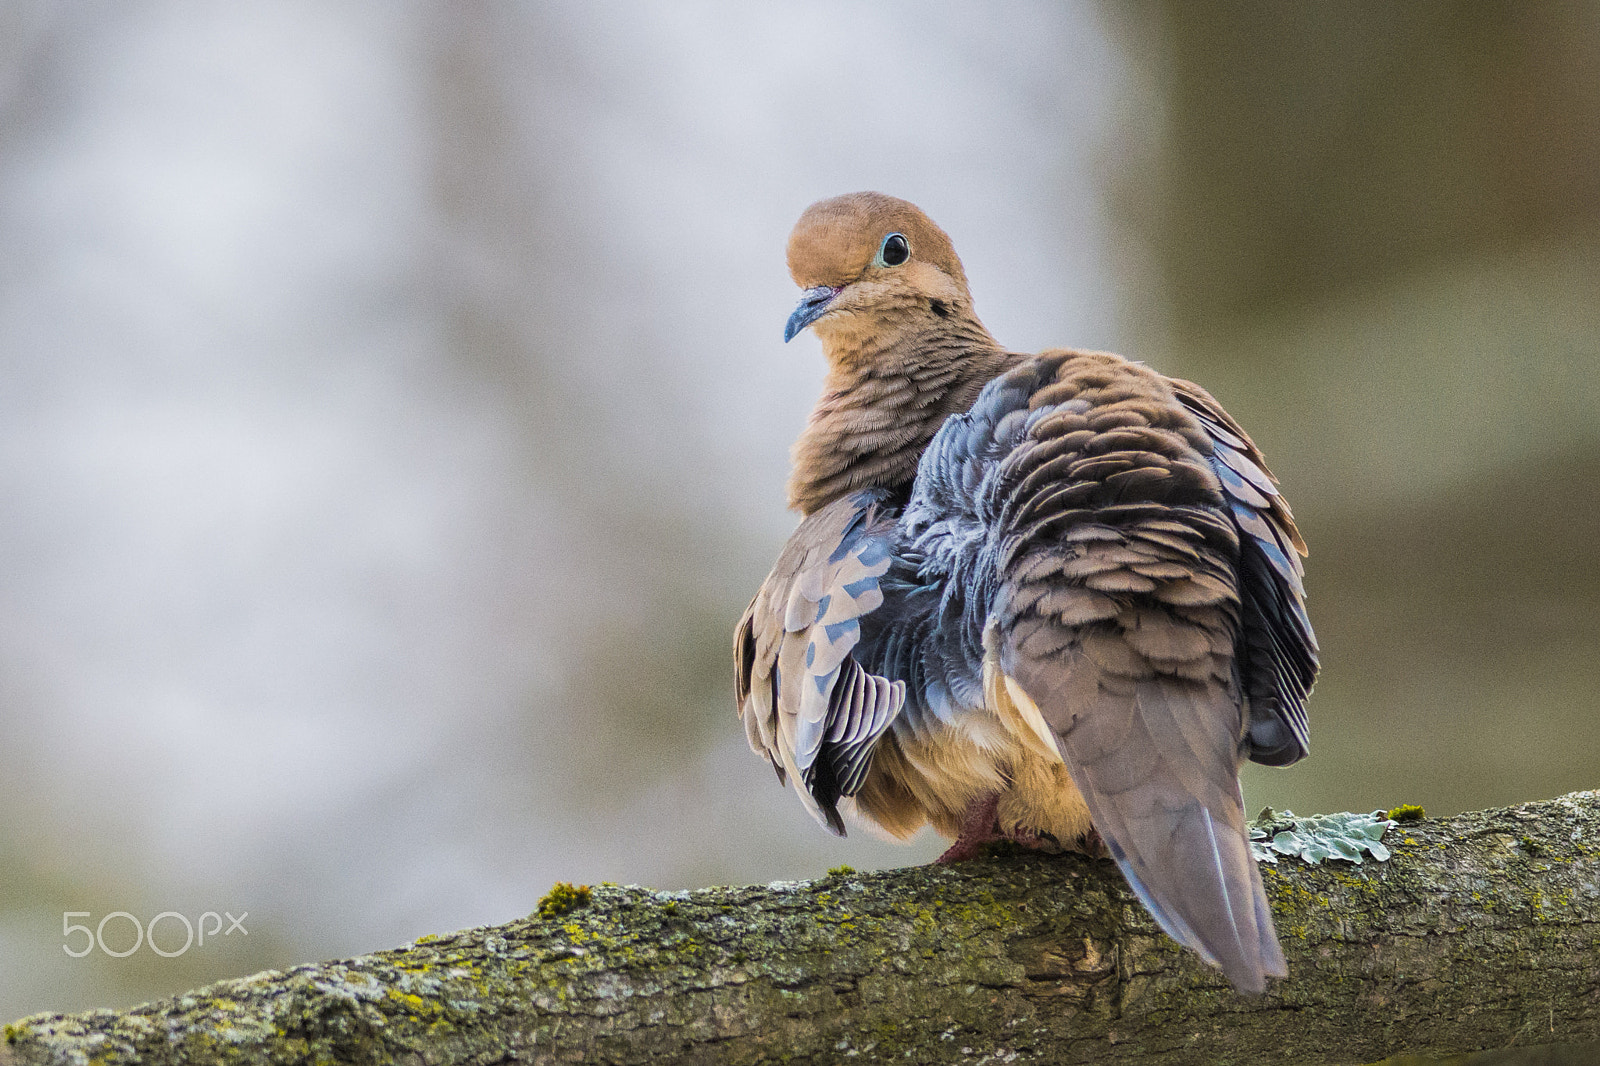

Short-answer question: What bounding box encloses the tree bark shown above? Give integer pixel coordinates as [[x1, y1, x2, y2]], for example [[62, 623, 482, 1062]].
[[4, 792, 1599, 1066]]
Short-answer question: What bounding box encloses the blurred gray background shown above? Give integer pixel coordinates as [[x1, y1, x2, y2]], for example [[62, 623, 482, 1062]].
[[0, 0, 1595, 1022]]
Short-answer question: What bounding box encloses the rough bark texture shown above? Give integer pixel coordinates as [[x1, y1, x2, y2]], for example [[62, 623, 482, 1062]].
[[4, 792, 1599, 1066]]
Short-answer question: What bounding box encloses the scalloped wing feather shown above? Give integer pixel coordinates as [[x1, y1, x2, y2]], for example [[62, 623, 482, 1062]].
[[944, 351, 1298, 992], [734, 490, 906, 835], [1169, 379, 1318, 766]]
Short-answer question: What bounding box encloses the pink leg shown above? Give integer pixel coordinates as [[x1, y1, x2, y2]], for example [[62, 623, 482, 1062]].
[[935, 793, 1003, 863]]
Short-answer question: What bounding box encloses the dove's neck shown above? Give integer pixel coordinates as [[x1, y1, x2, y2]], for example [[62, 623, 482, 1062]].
[[786, 319, 1016, 516]]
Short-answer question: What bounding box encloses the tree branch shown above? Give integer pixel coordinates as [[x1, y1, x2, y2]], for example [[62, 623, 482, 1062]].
[[5, 791, 1598, 1065]]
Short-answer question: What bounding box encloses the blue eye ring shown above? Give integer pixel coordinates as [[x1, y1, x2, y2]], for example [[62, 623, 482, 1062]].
[[874, 232, 910, 267]]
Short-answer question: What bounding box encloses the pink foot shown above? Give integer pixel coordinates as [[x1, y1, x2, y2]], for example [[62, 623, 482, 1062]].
[[1004, 827, 1063, 854], [1072, 826, 1111, 860]]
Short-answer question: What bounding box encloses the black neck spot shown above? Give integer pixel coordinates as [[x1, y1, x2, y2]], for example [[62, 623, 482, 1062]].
[[930, 299, 950, 318]]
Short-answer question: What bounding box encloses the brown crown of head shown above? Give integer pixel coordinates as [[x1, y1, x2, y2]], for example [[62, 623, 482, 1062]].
[[786, 192, 971, 295]]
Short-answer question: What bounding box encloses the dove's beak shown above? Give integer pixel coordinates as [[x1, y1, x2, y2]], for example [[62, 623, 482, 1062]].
[[784, 286, 841, 342]]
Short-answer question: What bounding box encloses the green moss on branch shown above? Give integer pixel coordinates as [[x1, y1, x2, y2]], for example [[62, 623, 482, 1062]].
[[4, 791, 1598, 1065]]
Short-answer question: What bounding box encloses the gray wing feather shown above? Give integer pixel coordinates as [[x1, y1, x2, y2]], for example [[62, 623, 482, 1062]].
[[1171, 379, 1318, 766], [735, 490, 906, 835], [909, 351, 1296, 992]]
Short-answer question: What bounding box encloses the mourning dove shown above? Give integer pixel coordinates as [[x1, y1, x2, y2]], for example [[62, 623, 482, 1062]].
[[735, 192, 1318, 993]]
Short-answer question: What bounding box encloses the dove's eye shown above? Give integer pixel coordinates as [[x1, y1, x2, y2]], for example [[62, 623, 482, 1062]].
[[876, 233, 910, 267]]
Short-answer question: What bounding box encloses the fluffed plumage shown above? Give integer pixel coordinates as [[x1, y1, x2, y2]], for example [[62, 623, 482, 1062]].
[[735, 192, 1318, 993]]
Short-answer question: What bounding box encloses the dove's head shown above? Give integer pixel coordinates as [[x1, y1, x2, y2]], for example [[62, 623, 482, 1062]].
[[784, 192, 978, 353]]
